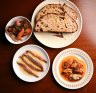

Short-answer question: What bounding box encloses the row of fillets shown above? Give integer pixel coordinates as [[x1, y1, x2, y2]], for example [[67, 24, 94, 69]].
[[17, 50, 47, 78]]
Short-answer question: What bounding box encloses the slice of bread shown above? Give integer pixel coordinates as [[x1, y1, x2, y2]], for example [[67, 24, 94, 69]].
[[35, 13, 78, 32], [63, 4, 78, 20], [36, 4, 64, 21]]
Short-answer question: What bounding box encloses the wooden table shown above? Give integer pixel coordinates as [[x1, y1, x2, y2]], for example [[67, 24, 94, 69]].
[[0, 0, 96, 93]]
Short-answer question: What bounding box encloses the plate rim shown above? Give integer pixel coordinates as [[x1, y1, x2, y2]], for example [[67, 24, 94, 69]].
[[12, 44, 50, 82]]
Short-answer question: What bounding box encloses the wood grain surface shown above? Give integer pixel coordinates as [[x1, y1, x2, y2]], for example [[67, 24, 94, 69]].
[[0, 0, 96, 93]]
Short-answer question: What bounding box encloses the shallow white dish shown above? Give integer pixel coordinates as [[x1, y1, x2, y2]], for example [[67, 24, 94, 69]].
[[5, 16, 32, 44], [13, 44, 50, 82], [31, 0, 82, 48], [52, 48, 93, 89]]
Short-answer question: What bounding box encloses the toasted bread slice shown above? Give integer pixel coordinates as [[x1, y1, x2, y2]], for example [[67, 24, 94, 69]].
[[35, 13, 78, 32], [36, 4, 64, 21]]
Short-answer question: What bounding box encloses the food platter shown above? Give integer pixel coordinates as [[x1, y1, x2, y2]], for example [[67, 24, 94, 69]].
[[2, 0, 94, 89], [52, 48, 93, 89], [31, 0, 82, 48], [12, 44, 50, 82]]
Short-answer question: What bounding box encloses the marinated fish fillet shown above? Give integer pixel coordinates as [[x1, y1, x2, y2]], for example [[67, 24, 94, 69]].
[[26, 50, 47, 63], [26, 52, 45, 67], [21, 55, 43, 71], [23, 54, 43, 71], [20, 57, 43, 72], [17, 62, 39, 77]]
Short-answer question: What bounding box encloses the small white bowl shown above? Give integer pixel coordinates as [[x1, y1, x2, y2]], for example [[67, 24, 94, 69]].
[[5, 16, 32, 44]]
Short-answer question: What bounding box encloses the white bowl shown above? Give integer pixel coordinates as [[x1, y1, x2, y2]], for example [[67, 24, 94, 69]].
[[5, 16, 32, 44]]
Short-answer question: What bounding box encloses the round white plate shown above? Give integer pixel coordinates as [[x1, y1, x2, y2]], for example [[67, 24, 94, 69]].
[[5, 16, 32, 44], [13, 44, 50, 82], [31, 0, 82, 48], [52, 48, 93, 89]]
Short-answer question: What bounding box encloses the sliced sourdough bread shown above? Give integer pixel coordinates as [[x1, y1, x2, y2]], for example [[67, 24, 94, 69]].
[[63, 4, 78, 20], [36, 4, 64, 21], [35, 13, 78, 32]]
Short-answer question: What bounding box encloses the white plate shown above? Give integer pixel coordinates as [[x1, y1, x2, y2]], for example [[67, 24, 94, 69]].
[[52, 48, 93, 89], [31, 0, 82, 48], [12, 44, 50, 82], [5, 16, 32, 44]]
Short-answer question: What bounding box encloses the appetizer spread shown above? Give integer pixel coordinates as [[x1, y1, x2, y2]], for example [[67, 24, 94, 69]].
[[59, 56, 86, 82], [6, 19, 32, 42], [17, 50, 47, 78], [35, 4, 78, 33]]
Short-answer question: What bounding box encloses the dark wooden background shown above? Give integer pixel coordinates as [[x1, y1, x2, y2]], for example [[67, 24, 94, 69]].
[[0, 0, 96, 93]]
